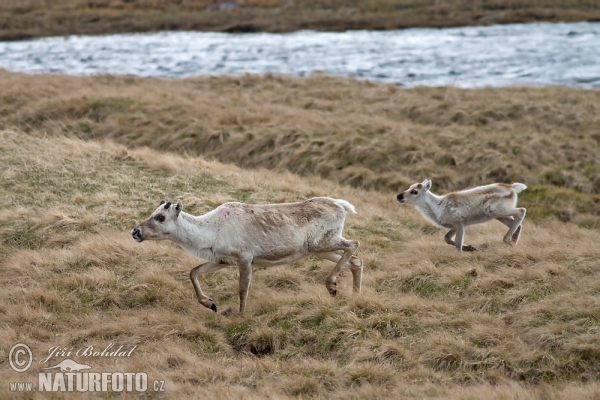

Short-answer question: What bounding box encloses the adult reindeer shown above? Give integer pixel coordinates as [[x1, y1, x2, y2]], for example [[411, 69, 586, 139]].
[[132, 198, 362, 315]]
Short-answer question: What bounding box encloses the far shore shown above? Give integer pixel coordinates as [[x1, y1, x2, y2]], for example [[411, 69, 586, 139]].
[[1, 1, 599, 41]]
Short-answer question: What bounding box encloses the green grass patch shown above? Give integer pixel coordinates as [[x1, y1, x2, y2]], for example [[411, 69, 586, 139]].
[[1, 221, 44, 251], [82, 97, 136, 122], [519, 184, 599, 224]]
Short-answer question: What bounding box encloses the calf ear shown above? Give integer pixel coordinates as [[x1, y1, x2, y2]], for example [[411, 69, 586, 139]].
[[175, 199, 183, 216], [423, 179, 432, 191]]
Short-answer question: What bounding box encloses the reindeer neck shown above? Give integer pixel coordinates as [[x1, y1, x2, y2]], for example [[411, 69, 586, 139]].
[[169, 211, 215, 251], [416, 192, 445, 226]]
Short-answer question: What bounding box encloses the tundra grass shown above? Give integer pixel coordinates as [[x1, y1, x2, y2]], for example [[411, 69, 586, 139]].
[[1, 0, 600, 40], [1, 131, 599, 398], [1, 71, 598, 227]]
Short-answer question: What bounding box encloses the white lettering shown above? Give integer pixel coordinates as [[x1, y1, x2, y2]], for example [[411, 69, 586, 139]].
[[9, 382, 34, 392], [38, 373, 53, 391], [40, 347, 72, 364], [100, 343, 114, 356], [135, 373, 147, 392], [127, 345, 137, 357], [35, 364, 148, 392], [112, 373, 124, 392], [52, 373, 66, 392], [76, 372, 88, 392], [101, 373, 111, 391], [77, 346, 93, 357], [124, 372, 135, 391], [88, 372, 101, 391], [65, 373, 75, 391]]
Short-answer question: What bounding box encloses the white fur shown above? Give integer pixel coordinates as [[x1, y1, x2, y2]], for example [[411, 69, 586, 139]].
[[397, 179, 527, 252], [132, 197, 362, 315]]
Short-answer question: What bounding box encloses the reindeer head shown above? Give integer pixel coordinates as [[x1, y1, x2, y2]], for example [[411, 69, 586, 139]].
[[396, 179, 432, 204], [131, 199, 183, 242]]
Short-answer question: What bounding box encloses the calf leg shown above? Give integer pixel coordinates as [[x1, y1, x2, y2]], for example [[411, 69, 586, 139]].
[[497, 217, 521, 243], [190, 262, 228, 312], [444, 228, 457, 246], [454, 223, 465, 252], [317, 252, 363, 293], [445, 227, 478, 252], [502, 208, 526, 244]]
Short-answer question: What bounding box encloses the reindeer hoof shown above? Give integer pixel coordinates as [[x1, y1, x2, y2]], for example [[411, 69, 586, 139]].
[[325, 281, 337, 296], [200, 298, 217, 312]]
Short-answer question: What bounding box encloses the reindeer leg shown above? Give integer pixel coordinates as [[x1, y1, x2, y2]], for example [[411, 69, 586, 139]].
[[190, 262, 228, 312], [321, 238, 359, 296], [237, 260, 253, 316], [317, 252, 363, 293], [448, 226, 477, 252], [454, 224, 465, 252], [444, 228, 457, 246]]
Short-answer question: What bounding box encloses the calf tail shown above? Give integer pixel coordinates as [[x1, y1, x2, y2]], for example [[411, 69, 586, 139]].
[[511, 183, 527, 193]]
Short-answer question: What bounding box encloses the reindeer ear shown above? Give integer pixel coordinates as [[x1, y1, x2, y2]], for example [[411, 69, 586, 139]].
[[423, 179, 432, 190], [173, 199, 183, 218]]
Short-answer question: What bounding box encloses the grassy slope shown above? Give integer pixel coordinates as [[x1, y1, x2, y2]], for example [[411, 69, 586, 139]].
[[0, 131, 599, 398], [1, 0, 600, 40], [1, 71, 599, 227]]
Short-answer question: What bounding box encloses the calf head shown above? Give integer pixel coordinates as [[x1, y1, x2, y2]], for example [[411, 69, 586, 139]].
[[397, 179, 432, 204], [131, 199, 183, 242]]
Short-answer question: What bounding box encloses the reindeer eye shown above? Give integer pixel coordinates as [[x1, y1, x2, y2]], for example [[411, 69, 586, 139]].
[[155, 215, 166, 223], [410, 190, 418, 195]]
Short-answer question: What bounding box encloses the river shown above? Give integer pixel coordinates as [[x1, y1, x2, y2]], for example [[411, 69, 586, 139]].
[[0, 22, 598, 87]]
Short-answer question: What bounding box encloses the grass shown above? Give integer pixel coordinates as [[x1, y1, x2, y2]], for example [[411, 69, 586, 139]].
[[1, 0, 600, 40], [0, 129, 599, 398], [0, 68, 598, 397], [1, 71, 598, 227]]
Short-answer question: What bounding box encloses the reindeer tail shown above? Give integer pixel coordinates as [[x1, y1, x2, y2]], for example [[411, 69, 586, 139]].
[[333, 199, 357, 214]]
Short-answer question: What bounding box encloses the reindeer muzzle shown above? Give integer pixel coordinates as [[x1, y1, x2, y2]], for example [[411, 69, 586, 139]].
[[396, 193, 405, 203], [131, 228, 144, 242]]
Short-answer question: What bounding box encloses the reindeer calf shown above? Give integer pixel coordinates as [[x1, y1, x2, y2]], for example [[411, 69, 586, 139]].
[[397, 179, 527, 252], [132, 197, 362, 315]]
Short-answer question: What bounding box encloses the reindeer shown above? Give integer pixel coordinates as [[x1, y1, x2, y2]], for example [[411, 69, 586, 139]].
[[396, 179, 527, 252], [131, 197, 362, 315]]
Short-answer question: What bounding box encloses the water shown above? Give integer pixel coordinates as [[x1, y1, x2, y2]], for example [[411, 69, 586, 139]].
[[0, 22, 598, 88]]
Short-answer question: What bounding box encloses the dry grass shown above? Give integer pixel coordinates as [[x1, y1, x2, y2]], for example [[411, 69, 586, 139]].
[[1, 0, 600, 40], [1, 130, 599, 398], [1, 71, 599, 227]]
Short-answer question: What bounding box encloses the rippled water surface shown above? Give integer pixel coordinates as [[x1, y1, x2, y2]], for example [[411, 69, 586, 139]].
[[0, 22, 598, 87]]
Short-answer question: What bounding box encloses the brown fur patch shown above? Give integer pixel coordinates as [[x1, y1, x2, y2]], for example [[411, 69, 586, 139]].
[[258, 249, 300, 262], [248, 199, 337, 231], [445, 193, 459, 203]]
